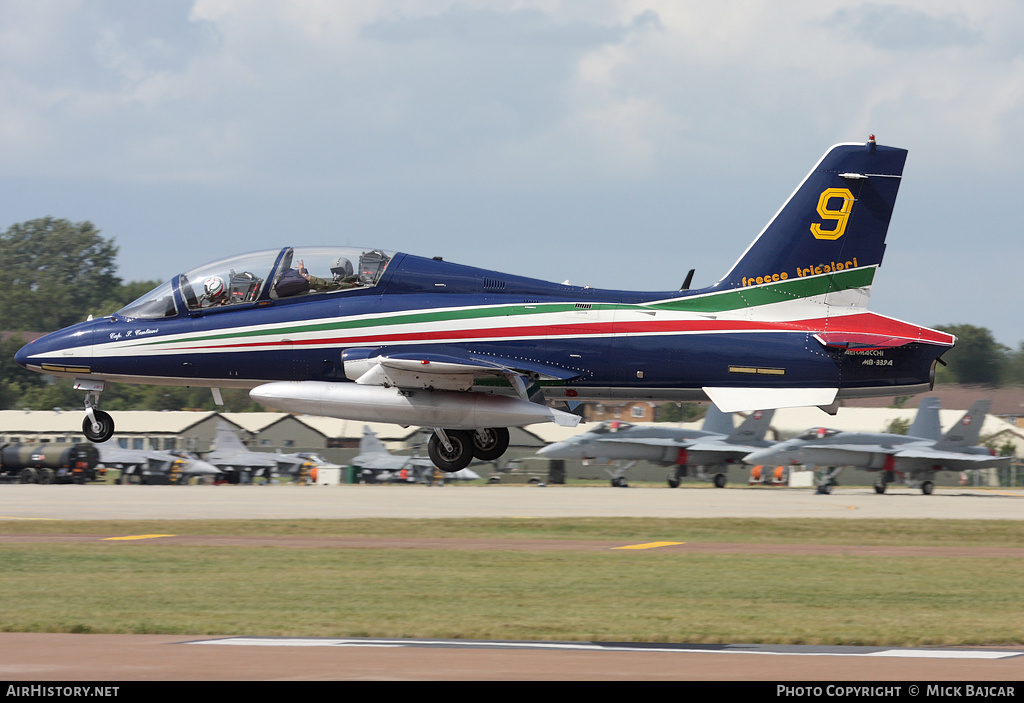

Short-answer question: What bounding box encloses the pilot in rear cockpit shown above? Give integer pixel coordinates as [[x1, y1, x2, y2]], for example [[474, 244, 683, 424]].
[[297, 257, 360, 292]]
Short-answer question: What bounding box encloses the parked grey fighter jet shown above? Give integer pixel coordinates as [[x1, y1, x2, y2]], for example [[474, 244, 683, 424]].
[[96, 440, 221, 485], [351, 426, 479, 483], [742, 399, 1008, 495], [536, 405, 775, 488], [205, 421, 340, 483]]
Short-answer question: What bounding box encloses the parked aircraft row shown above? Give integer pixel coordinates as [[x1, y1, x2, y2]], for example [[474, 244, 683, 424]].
[[17, 138, 958, 477], [80, 400, 1008, 492], [538, 400, 1011, 494]]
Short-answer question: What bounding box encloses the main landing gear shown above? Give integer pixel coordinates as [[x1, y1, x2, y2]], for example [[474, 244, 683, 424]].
[[77, 379, 114, 443], [429, 427, 510, 472]]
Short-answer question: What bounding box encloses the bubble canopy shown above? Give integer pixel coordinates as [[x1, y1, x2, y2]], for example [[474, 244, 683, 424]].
[[116, 247, 394, 320]]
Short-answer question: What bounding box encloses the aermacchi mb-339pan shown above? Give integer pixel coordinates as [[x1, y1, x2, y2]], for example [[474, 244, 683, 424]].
[[16, 137, 955, 472]]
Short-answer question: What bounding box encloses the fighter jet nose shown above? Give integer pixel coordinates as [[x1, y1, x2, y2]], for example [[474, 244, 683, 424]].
[[743, 449, 774, 465], [537, 442, 576, 459], [14, 341, 31, 368]]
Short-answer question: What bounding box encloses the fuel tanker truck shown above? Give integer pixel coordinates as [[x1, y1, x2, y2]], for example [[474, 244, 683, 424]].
[[0, 443, 103, 484]]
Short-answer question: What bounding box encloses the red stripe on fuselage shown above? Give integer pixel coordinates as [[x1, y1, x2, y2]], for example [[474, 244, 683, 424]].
[[159, 312, 954, 353]]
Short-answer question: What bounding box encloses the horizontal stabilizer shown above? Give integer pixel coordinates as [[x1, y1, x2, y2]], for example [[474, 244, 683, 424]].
[[813, 333, 913, 350], [703, 387, 838, 413]]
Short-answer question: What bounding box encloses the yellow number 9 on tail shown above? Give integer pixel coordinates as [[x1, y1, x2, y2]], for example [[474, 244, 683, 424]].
[[810, 188, 855, 240]]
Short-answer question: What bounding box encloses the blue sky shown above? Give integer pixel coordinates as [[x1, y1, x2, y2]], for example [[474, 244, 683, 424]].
[[2, 1, 1022, 347]]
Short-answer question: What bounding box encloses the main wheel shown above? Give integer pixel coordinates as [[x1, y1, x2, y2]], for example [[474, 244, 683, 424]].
[[873, 476, 887, 494], [471, 427, 510, 461], [713, 473, 727, 488], [18, 468, 37, 484], [667, 473, 680, 488], [428, 430, 474, 472], [83, 411, 115, 443], [921, 481, 934, 495]]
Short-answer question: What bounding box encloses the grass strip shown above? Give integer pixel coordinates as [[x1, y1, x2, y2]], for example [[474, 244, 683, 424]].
[[1, 523, 1023, 646], [2, 517, 1023, 548]]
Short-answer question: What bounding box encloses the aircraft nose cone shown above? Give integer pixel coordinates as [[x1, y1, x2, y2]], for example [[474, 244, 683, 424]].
[[14, 340, 32, 368], [537, 442, 578, 459], [743, 448, 778, 465]]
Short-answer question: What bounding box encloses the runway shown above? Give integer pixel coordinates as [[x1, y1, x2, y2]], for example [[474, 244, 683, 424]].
[[3, 483, 1023, 521], [2, 483, 1023, 681]]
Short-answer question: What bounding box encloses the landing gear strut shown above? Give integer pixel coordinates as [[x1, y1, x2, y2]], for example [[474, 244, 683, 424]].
[[78, 380, 114, 443]]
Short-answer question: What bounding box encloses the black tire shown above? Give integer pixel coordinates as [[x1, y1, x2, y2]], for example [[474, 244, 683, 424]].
[[83, 411, 115, 443], [874, 477, 887, 494], [428, 430, 474, 472], [921, 481, 934, 495], [19, 468, 37, 484], [667, 474, 680, 488], [471, 427, 510, 461], [713, 473, 727, 488], [37, 468, 54, 485]]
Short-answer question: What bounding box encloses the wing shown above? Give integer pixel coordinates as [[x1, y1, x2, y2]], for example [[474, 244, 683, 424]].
[[343, 345, 580, 397], [891, 446, 1011, 471]]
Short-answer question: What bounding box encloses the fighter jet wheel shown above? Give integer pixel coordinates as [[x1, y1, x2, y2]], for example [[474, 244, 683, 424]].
[[471, 427, 510, 461], [874, 477, 887, 494], [921, 481, 934, 496], [713, 473, 727, 489], [428, 430, 474, 473], [667, 474, 680, 488], [83, 411, 115, 443]]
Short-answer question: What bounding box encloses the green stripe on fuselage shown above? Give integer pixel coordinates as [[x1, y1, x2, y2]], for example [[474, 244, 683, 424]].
[[121, 267, 874, 348]]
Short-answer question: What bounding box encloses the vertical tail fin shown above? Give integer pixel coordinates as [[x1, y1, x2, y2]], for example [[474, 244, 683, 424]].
[[214, 421, 248, 451], [906, 398, 942, 440], [701, 404, 734, 435], [728, 409, 775, 443], [359, 425, 391, 456], [714, 139, 908, 309], [935, 400, 992, 450]]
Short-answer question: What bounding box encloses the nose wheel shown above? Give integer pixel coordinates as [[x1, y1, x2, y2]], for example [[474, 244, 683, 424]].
[[78, 382, 115, 443], [83, 409, 115, 443]]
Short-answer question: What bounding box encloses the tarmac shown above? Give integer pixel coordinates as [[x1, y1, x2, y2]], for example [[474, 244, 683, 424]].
[[2, 482, 1023, 521], [2, 483, 1023, 681]]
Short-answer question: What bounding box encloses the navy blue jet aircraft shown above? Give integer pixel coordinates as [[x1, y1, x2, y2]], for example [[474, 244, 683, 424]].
[[16, 138, 955, 472]]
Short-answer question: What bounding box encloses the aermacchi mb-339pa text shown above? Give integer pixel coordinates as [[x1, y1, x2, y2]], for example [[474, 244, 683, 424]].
[[16, 138, 955, 472]]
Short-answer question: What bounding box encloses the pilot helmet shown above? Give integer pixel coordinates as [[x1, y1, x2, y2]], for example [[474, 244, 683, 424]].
[[204, 276, 227, 301], [330, 256, 354, 280]]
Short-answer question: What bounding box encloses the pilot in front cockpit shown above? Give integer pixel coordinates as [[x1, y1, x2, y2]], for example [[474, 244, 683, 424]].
[[200, 276, 230, 307], [297, 257, 360, 292]]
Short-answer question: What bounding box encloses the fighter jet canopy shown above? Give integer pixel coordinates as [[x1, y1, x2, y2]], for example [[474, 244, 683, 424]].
[[116, 246, 394, 320]]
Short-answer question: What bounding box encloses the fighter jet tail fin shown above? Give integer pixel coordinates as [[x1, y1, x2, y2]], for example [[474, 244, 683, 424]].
[[214, 421, 249, 452], [712, 138, 907, 311], [701, 404, 734, 436], [359, 426, 391, 456], [907, 397, 942, 440], [935, 400, 992, 450], [728, 408, 775, 443]]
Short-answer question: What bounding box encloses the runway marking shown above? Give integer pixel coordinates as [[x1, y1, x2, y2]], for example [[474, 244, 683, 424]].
[[185, 637, 1023, 659], [612, 542, 684, 550], [0, 517, 62, 521], [102, 534, 176, 541]]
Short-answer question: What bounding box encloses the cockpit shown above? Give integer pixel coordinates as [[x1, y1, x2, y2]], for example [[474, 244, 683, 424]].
[[115, 247, 394, 320], [586, 421, 635, 435], [795, 427, 840, 441]]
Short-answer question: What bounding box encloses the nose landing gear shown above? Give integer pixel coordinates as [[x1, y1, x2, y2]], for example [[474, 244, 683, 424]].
[[76, 379, 115, 443]]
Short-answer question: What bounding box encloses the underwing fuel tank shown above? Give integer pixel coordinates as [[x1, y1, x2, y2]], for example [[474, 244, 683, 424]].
[[249, 382, 581, 430]]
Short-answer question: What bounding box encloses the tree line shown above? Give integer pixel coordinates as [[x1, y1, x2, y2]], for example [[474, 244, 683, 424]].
[[0, 218, 259, 412], [1, 218, 1021, 412]]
